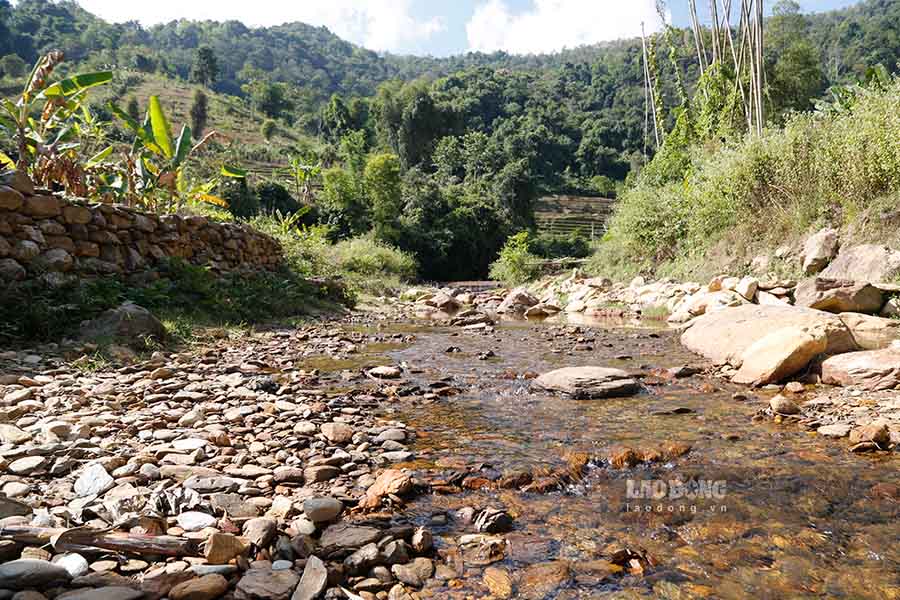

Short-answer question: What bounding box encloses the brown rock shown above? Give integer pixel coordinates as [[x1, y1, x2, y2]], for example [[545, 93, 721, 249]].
[[62, 205, 93, 225], [483, 566, 513, 598], [234, 568, 299, 600], [732, 326, 827, 386], [821, 243, 900, 283], [358, 469, 413, 509], [169, 574, 229, 600], [0, 186, 24, 211], [838, 312, 900, 350], [794, 278, 883, 314], [848, 422, 891, 447], [681, 304, 856, 366], [320, 422, 353, 444], [517, 561, 570, 600], [204, 532, 250, 564], [821, 348, 900, 390], [22, 195, 62, 218]]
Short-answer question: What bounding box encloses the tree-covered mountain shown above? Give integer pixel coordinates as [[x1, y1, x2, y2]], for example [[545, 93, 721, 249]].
[[4, 0, 900, 280]]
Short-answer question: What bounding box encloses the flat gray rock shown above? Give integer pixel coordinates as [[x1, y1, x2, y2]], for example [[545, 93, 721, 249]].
[[0, 559, 72, 590], [292, 555, 328, 600], [533, 367, 641, 399]]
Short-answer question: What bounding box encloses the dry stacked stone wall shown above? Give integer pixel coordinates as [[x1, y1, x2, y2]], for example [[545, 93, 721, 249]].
[[0, 171, 282, 282]]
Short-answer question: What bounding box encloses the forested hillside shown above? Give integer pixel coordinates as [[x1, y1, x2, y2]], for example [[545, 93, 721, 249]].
[[3, 0, 900, 280]]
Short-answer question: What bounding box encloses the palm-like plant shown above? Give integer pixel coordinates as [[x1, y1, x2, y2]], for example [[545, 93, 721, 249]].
[[0, 51, 112, 193], [109, 95, 243, 212]]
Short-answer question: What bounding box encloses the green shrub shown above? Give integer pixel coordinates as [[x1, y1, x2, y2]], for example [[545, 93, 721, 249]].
[[261, 119, 276, 140], [328, 235, 418, 293], [489, 231, 542, 285], [529, 230, 591, 259], [592, 78, 900, 280]]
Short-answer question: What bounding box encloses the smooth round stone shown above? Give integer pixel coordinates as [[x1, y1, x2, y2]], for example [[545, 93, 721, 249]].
[[53, 553, 89, 578], [271, 560, 293, 571], [2, 481, 31, 498], [176, 511, 217, 532], [302, 497, 343, 523]]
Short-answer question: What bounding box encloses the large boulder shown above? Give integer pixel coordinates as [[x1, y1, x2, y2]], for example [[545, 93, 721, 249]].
[[821, 348, 900, 391], [838, 313, 900, 350], [793, 278, 883, 314], [801, 227, 839, 275], [821, 244, 900, 283], [681, 304, 856, 367], [533, 366, 641, 399], [732, 326, 827, 386], [80, 301, 166, 344], [497, 287, 539, 315]]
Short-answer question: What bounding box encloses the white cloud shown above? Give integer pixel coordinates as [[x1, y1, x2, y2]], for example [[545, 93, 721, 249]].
[[466, 0, 665, 54], [73, 0, 445, 53]]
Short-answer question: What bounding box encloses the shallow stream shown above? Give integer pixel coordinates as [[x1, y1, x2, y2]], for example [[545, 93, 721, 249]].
[[317, 316, 900, 599]]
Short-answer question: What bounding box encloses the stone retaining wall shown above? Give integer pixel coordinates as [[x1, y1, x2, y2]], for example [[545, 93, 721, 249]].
[[0, 172, 282, 282]]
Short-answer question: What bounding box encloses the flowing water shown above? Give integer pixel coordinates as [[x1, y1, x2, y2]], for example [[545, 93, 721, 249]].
[[314, 316, 900, 599]]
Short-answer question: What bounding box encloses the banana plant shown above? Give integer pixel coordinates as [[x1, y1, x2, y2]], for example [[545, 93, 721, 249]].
[[290, 154, 322, 204], [0, 51, 112, 189], [110, 95, 243, 212]]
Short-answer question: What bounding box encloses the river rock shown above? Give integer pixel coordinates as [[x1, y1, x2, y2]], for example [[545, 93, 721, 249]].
[[821, 348, 900, 390], [801, 227, 839, 274], [177, 511, 217, 532], [848, 421, 891, 447], [320, 422, 353, 444], [817, 423, 852, 437], [391, 558, 433, 588], [794, 278, 883, 314], [53, 553, 89, 578], [368, 366, 401, 379], [320, 523, 381, 549], [292, 555, 327, 600], [234, 567, 299, 600], [0, 423, 31, 444], [73, 463, 115, 498], [732, 326, 826, 386], [681, 304, 856, 367], [58, 587, 144, 600], [242, 517, 277, 548], [204, 532, 250, 564], [838, 312, 900, 350], [169, 573, 229, 600], [769, 394, 801, 415], [303, 497, 343, 522], [497, 287, 539, 314], [821, 243, 900, 282], [358, 469, 413, 509], [0, 559, 71, 589], [483, 566, 514, 598], [533, 366, 641, 399], [475, 508, 514, 533], [80, 301, 166, 344]]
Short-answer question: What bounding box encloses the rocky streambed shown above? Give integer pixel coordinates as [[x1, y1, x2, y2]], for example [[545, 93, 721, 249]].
[[0, 302, 897, 600]]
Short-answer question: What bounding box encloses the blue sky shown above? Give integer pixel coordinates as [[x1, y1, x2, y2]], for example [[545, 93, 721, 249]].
[[71, 0, 864, 56]]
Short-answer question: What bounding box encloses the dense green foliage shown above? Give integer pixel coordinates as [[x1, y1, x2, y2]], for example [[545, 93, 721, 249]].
[[5, 0, 900, 282], [592, 75, 900, 282]]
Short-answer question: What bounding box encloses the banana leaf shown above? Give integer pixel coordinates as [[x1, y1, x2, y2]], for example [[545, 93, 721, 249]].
[[42, 72, 112, 98], [148, 96, 173, 159], [221, 164, 247, 178], [173, 125, 192, 168], [86, 146, 113, 168]]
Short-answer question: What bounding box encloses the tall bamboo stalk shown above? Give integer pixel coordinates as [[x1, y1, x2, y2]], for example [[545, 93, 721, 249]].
[[641, 22, 661, 149]]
